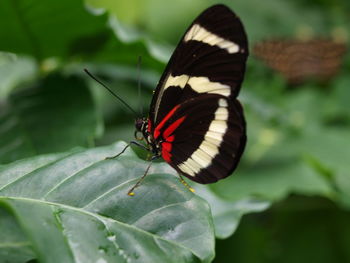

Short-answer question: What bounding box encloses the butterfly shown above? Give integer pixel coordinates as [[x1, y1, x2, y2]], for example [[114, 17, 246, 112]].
[[126, 4, 249, 190], [253, 39, 346, 84], [90, 4, 249, 195]]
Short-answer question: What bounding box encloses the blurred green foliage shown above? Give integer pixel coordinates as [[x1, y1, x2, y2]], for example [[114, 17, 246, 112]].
[[0, 0, 349, 262], [215, 195, 350, 263]]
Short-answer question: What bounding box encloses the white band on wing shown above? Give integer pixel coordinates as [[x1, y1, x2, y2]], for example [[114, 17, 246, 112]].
[[164, 74, 231, 97], [184, 24, 240, 54], [178, 98, 228, 176]]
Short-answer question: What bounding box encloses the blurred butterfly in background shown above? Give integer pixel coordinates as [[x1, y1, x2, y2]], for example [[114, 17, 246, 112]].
[[253, 39, 347, 84]]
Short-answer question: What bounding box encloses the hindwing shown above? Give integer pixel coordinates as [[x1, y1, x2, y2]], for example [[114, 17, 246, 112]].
[[152, 94, 246, 183]]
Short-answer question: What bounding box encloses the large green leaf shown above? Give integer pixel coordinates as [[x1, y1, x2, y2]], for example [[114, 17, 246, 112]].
[[0, 142, 215, 263], [0, 73, 100, 164]]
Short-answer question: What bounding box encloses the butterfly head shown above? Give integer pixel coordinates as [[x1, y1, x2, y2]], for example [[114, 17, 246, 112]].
[[135, 118, 146, 132], [134, 117, 160, 155], [134, 117, 149, 141]]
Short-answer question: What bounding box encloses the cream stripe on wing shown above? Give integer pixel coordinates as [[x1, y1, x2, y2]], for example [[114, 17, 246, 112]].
[[164, 74, 189, 88], [204, 135, 221, 147], [191, 148, 213, 167], [163, 74, 231, 97], [186, 158, 202, 173], [188, 77, 230, 96], [215, 108, 229, 120], [178, 98, 229, 176], [184, 24, 240, 54], [199, 140, 219, 157], [178, 163, 194, 176], [209, 120, 227, 133]]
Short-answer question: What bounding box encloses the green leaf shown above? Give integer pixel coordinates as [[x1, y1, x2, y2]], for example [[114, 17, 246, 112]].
[[0, 205, 34, 263], [299, 128, 350, 207], [0, 151, 73, 190], [215, 195, 350, 263], [0, 73, 101, 164], [0, 142, 214, 263], [195, 186, 270, 239], [0, 0, 165, 72], [0, 0, 108, 60], [0, 53, 37, 100]]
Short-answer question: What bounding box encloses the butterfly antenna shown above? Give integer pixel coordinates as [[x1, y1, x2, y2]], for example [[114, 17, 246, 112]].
[[84, 68, 139, 118], [137, 56, 143, 116]]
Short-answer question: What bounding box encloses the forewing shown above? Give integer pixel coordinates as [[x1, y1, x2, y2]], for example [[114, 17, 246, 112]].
[[149, 4, 248, 126]]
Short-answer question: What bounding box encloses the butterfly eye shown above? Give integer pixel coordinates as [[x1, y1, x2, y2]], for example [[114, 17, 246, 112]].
[[134, 130, 144, 141]]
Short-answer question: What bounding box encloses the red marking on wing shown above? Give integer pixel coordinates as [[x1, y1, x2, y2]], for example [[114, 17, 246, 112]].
[[163, 116, 186, 139], [154, 104, 187, 163], [162, 147, 172, 162], [162, 142, 172, 162], [167, 135, 175, 142], [154, 105, 180, 139], [162, 142, 172, 152], [161, 116, 186, 163]]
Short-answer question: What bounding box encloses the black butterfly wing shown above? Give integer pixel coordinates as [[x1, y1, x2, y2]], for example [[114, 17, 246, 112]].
[[148, 4, 248, 183], [149, 4, 248, 126], [153, 94, 246, 183]]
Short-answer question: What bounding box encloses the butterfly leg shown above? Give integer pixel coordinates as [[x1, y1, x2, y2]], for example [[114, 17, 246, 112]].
[[127, 155, 160, 196], [178, 174, 195, 193], [105, 141, 150, 160]]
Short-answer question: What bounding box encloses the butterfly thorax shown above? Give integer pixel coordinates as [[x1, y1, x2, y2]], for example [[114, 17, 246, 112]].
[[135, 117, 161, 156]]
